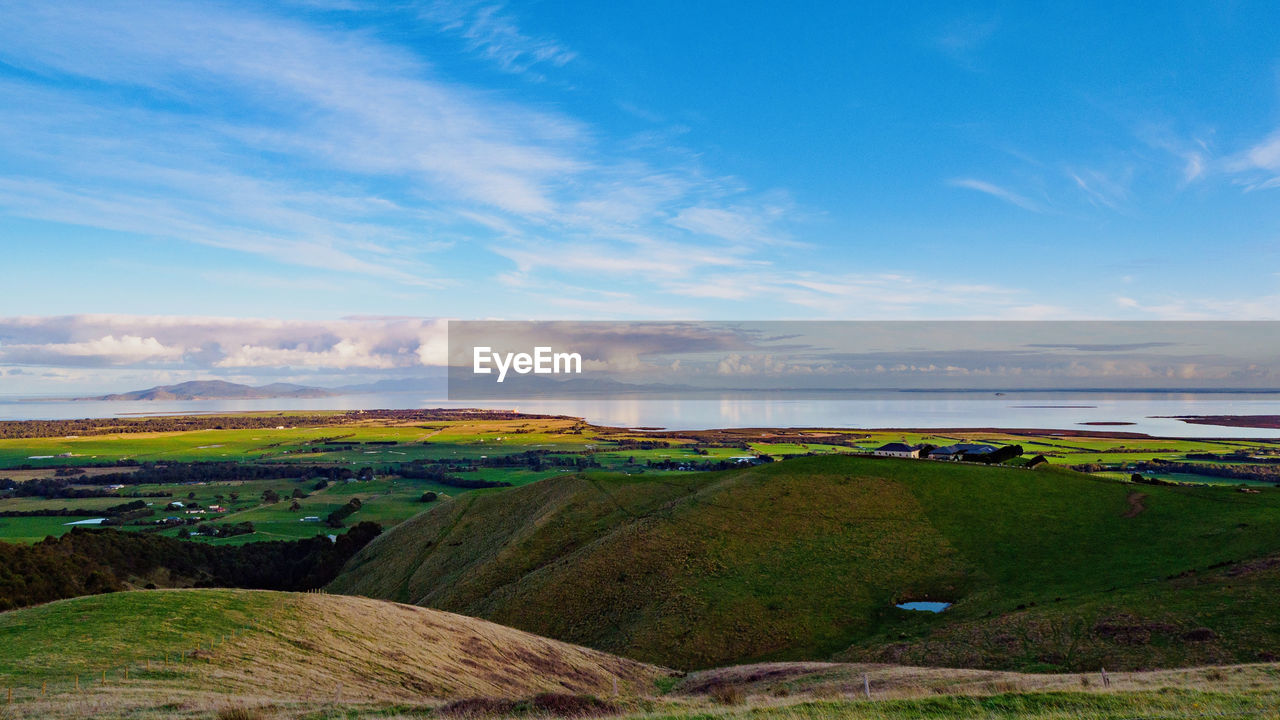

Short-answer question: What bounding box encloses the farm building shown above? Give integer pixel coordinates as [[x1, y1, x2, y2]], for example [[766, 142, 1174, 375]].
[[873, 442, 920, 458], [928, 443, 999, 461], [927, 446, 966, 461]]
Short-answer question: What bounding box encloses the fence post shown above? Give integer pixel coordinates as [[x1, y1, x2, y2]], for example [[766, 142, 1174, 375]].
[[863, 673, 871, 699], [1101, 669, 1110, 688]]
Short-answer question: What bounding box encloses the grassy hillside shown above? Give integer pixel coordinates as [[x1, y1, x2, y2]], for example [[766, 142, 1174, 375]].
[[330, 455, 1280, 671], [0, 588, 664, 717], [4, 590, 1280, 719]]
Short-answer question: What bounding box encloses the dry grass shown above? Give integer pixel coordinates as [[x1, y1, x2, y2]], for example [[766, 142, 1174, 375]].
[[708, 683, 744, 705], [7, 591, 1280, 719], [215, 708, 267, 720], [204, 591, 666, 702], [677, 660, 1280, 702], [0, 589, 667, 719], [4, 660, 1280, 719]]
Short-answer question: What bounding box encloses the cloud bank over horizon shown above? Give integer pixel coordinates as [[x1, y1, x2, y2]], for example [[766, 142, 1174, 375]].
[[0, 315, 448, 394], [7, 316, 1280, 396]]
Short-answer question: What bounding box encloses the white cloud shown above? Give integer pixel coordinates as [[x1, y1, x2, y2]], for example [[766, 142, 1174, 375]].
[[0, 315, 448, 371], [946, 178, 1045, 213], [0, 335, 184, 365], [1239, 132, 1280, 171], [419, 1, 577, 76], [1225, 130, 1280, 191], [1067, 168, 1132, 210]]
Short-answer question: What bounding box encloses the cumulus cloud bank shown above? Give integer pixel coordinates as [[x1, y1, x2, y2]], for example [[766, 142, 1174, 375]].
[[0, 315, 447, 377]]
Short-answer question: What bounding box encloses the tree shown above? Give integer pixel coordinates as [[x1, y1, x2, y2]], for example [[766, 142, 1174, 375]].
[[291, 488, 308, 499], [289, 500, 302, 511], [261, 489, 281, 504], [419, 491, 438, 503]]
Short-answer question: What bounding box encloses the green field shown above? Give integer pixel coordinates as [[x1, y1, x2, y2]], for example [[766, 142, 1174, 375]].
[[0, 417, 863, 544]]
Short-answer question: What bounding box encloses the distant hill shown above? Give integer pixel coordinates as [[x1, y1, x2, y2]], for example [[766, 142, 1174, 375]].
[[330, 455, 1280, 672], [79, 380, 336, 401], [0, 589, 665, 706], [336, 376, 447, 393]]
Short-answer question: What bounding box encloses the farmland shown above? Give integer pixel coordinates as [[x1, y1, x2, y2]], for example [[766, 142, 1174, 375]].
[[4, 412, 1280, 717], [2, 412, 1279, 546]]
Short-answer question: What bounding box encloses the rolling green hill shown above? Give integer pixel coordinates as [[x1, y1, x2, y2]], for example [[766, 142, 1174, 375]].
[[329, 455, 1280, 671]]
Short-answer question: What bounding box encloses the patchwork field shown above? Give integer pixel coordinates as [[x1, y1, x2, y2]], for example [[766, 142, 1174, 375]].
[[1, 412, 1278, 547]]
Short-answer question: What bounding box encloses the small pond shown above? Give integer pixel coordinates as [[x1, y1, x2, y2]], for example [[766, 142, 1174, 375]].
[[895, 601, 951, 613], [63, 518, 106, 526]]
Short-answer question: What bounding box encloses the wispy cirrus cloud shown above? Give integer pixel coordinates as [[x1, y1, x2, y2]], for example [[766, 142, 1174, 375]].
[[946, 177, 1046, 213], [418, 1, 577, 76], [0, 0, 812, 307], [1225, 130, 1280, 191]]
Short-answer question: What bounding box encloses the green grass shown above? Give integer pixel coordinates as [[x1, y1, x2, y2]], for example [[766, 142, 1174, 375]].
[[0, 515, 93, 542], [330, 455, 1280, 672], [0, 589, 281, 683]]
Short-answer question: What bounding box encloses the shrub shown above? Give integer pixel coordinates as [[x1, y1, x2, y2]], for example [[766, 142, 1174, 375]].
[[708, 683, 743, 705], [530, 693, 617, 717], [438, 697, 517, 717]]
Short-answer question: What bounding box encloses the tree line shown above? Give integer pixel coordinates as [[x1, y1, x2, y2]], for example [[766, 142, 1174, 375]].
[[0, 522, 381, 611]]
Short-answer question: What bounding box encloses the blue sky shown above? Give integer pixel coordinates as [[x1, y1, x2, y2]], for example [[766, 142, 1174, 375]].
[[1, 1, 1280, 391]]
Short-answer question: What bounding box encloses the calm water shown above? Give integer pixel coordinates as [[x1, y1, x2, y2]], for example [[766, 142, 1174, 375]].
[[1, 391, 1279, 438], [896, 601, 952, 613]]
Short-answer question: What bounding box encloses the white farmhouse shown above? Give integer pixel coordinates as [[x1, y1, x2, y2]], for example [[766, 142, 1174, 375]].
[[872, 442, 920, 458]]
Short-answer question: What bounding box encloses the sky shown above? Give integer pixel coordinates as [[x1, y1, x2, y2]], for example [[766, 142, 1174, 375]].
[[1, 1, 1280, 393]]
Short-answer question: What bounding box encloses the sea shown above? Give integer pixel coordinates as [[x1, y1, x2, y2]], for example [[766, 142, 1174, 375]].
[[2, 391, 1280, 438]]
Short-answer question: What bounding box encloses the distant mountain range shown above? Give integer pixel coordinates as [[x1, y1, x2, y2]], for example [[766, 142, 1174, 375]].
[[79, 380, 338, 401], [74, 377, 448, 401]]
